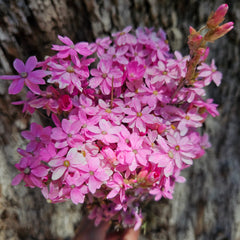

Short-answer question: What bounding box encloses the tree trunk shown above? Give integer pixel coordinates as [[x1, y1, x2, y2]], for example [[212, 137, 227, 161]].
[[0, 0, 239, 239]]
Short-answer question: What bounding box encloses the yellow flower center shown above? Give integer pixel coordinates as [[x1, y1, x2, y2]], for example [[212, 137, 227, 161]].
[[66, 66, 74, 73], [168, 151, 174, 159], [175, 145, 180, 151], [105, 108, 112, 113], [137, 112, 142, 117], [153, 90, 158, 96], [64, 160, 70, 167], [185, 115, 190, 120], [102, 73, 107, 78], [133, 149, 138, 154]]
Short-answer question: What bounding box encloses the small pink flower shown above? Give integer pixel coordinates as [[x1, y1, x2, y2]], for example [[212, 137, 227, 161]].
[[12, 155, 48, 188], [49, 147, 86, 180], [51, 118, 84, 148], [89, 60, 123, 95], [21, 122, 52, 152], [123, 99, 155, 133], [126, 61, 145, 82], [0, 56, 47, 94], [112, 26, 137, 46], [87, 119, 120, 145], [80, 157, 111, 194], [198, 59, 222, 86], [107, 172, 132, 202], [52, 35, 92, 64]]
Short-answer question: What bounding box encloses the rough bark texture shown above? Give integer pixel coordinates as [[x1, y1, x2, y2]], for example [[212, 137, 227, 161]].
[[0, 0, 239, 239]]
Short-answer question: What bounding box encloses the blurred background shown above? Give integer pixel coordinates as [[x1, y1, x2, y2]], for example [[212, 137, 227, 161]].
[[0, 0, 239, 239]]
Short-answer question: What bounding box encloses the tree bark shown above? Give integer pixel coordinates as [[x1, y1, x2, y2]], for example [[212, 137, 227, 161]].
[[0, 0, 239, 239]]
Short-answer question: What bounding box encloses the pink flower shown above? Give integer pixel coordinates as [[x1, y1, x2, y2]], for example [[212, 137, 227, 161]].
[[49, 147, 86, 180], [52, 35, 92, 64], [149, 177, 174, 200], [103, 46, 129, 65], [21, 122, 52, 152], [97, 99, 124, 125], [87, 119, 120, 145], [126, 61, 145, 82], [11, 91, 36, 114], [89, 36, 112, 57], [89, 60, 123, 95], [107, 172, 132, 202], [47, 60, 89, 93], [198, 59, 222, 86], [166, 132, 195, 168], [65, 171, 88, 204], [207, 4, 229, 28], [117, 132, 151, 171], [12, 155, 48, 188], [0, 56, 47, 94], [123, 99, 155, 133], [51, 118, 84, 148], [112, 26, 137, 45], [80, 157, 111, 194], [177, 108, 204, 136]]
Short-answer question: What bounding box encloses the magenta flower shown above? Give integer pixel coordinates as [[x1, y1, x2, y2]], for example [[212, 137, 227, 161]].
[[11, 91, 36, 114], [112, 26, 137, 46], [80, 157, 111, 194], [97, 99, 124, 125], [47, 60, 89, 93], [149, 177, 174, 201], [166, 132, 196, 168], [12, 155, 48, 188], [49, 147, 86, 180], [198, 59, 222, 86], [117, 132, 151, 171], [0, 56, 47, 94], [89, 36, 112, 57], [21, 122, 52, 152], [103, 46, 129, 65], [126, 61, 145, 82], [52, 35, 92, 64], [89, 60, 123, 95], [65, 171, 88, 204], [51, 118, 84, 148], [122, 99, 155, 133], [177, 108, 204, 136], [1, 24, 229, 230], [107, 172, 132, 202], [87, 119, 120, 145]]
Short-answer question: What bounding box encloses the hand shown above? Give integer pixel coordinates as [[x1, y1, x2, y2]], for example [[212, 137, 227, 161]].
[[73, 217, 140, 240]]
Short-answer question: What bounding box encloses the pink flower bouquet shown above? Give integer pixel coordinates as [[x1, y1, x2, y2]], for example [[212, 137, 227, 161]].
[[0, 4, 233, 231]]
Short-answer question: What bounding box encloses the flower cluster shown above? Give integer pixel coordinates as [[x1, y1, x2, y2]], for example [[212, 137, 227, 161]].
[[0, 4, 233, 230]]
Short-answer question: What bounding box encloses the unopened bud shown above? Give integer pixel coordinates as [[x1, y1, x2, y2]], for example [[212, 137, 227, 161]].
[[205, 22, 234, 42], [188, 26, 203, 53], [207, 4, 229, 29]]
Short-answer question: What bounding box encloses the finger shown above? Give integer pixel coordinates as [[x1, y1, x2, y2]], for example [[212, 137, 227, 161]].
[[73, 217, 110, 240], [106, 228, 140, 240], [122, 228, 140, 240]]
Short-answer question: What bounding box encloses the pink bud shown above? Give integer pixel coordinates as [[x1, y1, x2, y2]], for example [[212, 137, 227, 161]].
[[207, 4, 229, 29], [205, 22, 234, 41], [137, 170, 148, 181]]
